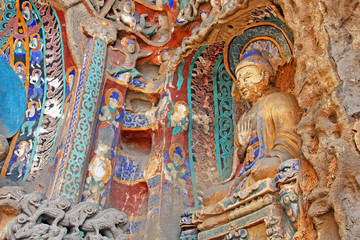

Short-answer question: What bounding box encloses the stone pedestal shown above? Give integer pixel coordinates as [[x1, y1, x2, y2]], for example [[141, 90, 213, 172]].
[[192, 179, 284, 240]]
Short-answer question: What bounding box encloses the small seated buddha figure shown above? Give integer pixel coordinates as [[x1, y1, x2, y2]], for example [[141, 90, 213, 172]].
[[202, 49, 303, 207]]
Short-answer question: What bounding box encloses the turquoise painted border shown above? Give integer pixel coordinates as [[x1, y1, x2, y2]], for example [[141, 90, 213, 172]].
[[22, 0, 48, 181], [61, 38, 107, 201], [176, 59, 185, 90], [187, 45, 208, 208], [212, 54, 224, 182]]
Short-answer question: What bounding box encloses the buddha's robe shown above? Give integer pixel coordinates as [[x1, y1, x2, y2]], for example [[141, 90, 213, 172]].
[[203, 92, 302, 206]]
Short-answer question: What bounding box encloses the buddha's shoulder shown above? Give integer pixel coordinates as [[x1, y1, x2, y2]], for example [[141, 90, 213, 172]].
[[262, 92, 297, 103]]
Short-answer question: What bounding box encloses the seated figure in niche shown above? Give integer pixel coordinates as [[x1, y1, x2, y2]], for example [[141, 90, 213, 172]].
[[107, 37, 152, 82], [14, 62, 26, 84], [203, 49, 303, 206], [14, 39, 26, 56], [65, 70, 75, 98]]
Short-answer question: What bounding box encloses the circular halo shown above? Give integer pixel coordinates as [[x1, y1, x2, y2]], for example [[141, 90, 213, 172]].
[[14, 39, 23, 45], [105, 88, 123, 108], [22, 1, 32, 10], [18, 141, 29, 149], [30, 33, 40, 41], [28, 101, 39, 109], [120, 36, 139, 51], [89, 156, 112, 183], [169, 143, 185, 165], [224, 19, 294, 83], [32, 69, 41, 77], [120, 1, 135, 15], [174, 101, 189, 116], [14, 61, 25, 70]]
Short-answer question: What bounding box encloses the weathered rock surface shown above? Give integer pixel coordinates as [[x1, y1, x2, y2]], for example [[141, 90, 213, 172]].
[[275, 0, 360, 239], [0, 134, 9, 162]]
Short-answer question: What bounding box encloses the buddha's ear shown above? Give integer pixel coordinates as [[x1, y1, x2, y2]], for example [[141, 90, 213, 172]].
[[261, 69, 272, 85]]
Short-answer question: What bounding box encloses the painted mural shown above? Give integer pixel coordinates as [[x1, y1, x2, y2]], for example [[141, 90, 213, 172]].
[[0, 0, 70, 186]]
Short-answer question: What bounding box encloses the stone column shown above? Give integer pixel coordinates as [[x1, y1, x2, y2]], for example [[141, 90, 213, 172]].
[[49, 17, 116, 203]]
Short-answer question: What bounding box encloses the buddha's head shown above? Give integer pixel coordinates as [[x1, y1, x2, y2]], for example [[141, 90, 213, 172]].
[[90, 157, 106, 181], [161, 50, 170, 62], [235, 50, 274, 102], [126, 39, 136, 53], [200, 10, 208, 21], [109, 91, 120, 109], [123, 2, 132, 14]]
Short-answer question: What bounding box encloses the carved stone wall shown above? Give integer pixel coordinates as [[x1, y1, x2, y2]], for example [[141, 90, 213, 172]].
[[275, 0, 360, 239]]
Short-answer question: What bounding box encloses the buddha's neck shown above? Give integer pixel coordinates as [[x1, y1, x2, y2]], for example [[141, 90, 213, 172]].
[[249, 87, 276, 105]]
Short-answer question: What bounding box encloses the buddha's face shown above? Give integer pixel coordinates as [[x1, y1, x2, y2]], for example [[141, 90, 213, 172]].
[[92, 159, 106, 180], [161, 52, 170, 62], [200, 12, 208, 21], [236, 64, 269, 102], [126, 43, 136, 53], [109, 97, 119, 109], [210, 0, 219, 7], [123, 3, 132, 14], [173, 152, 182, 166]]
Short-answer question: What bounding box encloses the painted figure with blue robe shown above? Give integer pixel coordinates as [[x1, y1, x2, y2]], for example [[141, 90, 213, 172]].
[[6, 140, 32, 179], [22, 2, 38, 28], [28, 69, 43, 100], [29, 34, 43, 68], [96, 89, 125, 158]]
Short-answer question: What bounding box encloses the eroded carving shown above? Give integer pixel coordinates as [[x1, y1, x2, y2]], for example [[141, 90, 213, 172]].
[[0, 134, 9, 162], [265, 216, 284, 240], [108, 36, 152, 82], [4, 188, 128, 240], [224, 228, 248, 240], [180, 208, 199, 240], [275, 159, 299, 239]]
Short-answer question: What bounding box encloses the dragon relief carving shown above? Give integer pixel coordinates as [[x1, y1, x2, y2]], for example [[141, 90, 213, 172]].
[[0, 187, 128, 240]]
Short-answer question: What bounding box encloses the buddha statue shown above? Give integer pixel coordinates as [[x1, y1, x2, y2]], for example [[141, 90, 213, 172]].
[[202, 48, 303, 207]]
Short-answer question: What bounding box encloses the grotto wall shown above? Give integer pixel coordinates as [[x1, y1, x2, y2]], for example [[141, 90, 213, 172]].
[[274, 0, 360, 239], [0, 0, 360, 239]]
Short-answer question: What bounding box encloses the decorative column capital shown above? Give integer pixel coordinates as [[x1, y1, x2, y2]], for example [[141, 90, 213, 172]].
[[81, 17, 117, 44]]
